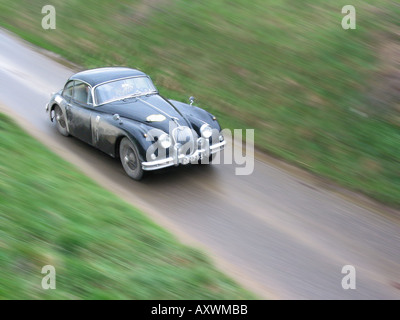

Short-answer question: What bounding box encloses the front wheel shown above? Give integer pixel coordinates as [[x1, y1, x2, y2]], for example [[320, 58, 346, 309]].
[[119, 138, 144, 180], [54, 106, 69, 137]]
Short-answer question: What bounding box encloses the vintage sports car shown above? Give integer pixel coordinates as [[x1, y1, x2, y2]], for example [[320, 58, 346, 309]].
[[46, 67, 226, 180]]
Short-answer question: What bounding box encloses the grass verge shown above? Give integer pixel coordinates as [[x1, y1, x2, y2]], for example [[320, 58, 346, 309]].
[[0, 113, 254, 299]]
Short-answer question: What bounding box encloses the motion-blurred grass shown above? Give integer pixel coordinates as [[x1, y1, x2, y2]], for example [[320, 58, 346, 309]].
[[0, 113, 254, 299], [0, 0, 399, 206]]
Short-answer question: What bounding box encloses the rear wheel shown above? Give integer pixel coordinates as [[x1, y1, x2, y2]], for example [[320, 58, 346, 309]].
[[119, 138, 144, 180], [54, 106, 69, 137]]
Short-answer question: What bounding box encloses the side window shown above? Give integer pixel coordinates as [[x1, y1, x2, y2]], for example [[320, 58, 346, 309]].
[[63, 81, 74, 98], [73, 81, 90, 105], [87, 89, 93, 105]]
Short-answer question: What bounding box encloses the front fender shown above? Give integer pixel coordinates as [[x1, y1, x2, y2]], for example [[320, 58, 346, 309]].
[[118, 120, 155, 160], [95, 115, 155, 159]]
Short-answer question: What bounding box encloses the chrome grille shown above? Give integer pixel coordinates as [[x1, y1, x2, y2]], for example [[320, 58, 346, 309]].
[[172, 126, 195, 155]]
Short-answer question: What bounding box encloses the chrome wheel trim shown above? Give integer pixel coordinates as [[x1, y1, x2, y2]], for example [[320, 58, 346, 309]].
[[123, 146, 138, 171], [54, 106, 69, 136], [119, 138, 144, 180], [55, 107, 66, 128]]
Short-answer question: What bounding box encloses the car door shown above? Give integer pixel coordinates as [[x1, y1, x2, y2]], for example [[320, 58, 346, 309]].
[[66, 81, 94, 145]]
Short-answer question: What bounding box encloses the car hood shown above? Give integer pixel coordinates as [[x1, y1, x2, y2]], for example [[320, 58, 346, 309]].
[[98, 94, 191, 132]]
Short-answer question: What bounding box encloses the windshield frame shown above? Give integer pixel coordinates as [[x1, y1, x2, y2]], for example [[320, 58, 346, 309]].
[[93, 75, 158, 106]]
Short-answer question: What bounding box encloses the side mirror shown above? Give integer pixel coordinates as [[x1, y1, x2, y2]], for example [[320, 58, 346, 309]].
[[189, 96, 195, 106]]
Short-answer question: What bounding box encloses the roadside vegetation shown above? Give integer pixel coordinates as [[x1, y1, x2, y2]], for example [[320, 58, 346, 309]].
[[0, 0, 399, 206], [0, 113, 254, 299]]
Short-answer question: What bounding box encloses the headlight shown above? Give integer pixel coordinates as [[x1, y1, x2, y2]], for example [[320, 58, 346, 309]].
[[200, 124, 213, 139], [158, 133, 172, 148]]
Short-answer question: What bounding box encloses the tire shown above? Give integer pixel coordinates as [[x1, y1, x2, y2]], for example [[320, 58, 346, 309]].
[[54, 106, 69, 137], [119, 137, 144, 180]]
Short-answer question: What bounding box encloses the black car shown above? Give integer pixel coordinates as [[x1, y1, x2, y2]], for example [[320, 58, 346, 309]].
[[46, 67, 226, 180]]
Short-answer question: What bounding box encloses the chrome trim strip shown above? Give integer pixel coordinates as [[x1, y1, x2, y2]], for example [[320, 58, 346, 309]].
[[142, 157, 175, 171], [210, 140, 226, 150], [143, 156, 174, 167]]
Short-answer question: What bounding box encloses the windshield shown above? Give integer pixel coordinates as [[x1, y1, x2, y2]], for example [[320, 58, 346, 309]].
[[94, 76, 157, 105]]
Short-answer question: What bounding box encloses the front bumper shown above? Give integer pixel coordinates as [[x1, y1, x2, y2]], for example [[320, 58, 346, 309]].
[[142, 139, 226, 171]]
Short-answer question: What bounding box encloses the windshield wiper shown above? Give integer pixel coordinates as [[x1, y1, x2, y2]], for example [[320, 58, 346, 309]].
[[122, 95, 139, 101], [122, 91, 157, 101]]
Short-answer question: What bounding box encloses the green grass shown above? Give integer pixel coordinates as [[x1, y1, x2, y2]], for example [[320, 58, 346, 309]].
[[0, 113, 254, 299], [1, 0, 400, 206]]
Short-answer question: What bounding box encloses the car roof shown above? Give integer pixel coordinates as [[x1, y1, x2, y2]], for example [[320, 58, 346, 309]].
[[70, 67, 147, 87]]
